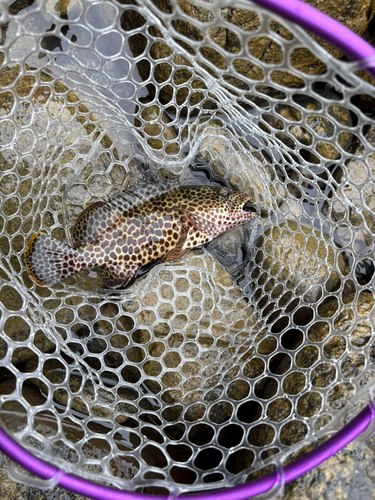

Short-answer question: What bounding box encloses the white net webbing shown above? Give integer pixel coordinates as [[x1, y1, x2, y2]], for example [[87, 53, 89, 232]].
[[1, 0, 375, 495]]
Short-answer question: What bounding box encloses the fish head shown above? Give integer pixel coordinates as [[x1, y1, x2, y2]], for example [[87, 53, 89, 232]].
[[209, 186, 259, 229], [180, 186, 259, 234]]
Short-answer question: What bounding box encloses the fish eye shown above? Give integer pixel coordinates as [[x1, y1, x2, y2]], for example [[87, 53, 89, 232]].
[[220, 188, 230, 198]]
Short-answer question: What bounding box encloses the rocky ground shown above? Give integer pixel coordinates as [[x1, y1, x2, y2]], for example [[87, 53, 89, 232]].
[[2, 0, 375, 498]]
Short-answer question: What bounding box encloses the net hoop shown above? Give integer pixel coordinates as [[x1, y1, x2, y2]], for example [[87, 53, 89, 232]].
[[1, 403, 374, 498], [1, 0, 375, 497]]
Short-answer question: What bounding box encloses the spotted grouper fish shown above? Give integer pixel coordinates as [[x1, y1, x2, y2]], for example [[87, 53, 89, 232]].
[[25, 185, 258, 288]]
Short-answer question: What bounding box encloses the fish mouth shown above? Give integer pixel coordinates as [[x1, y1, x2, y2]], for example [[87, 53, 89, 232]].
[[242, 201, 258, 214]]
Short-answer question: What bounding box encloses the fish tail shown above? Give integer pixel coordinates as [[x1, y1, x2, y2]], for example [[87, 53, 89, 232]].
[[25, 233, 78, 287]]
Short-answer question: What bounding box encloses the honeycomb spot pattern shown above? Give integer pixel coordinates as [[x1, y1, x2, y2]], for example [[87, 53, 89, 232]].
[[0, 0, 375, 495]]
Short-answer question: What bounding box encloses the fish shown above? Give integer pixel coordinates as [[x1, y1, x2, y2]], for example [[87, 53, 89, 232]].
[[25, 185, 259, 289]]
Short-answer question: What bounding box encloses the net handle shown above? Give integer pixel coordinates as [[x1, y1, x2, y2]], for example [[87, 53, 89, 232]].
[[0, 403, 374, 499], [249, 0, 375, 79]]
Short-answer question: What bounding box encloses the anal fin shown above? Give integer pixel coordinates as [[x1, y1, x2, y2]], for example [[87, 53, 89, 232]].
[[101, 264, 140, 289]]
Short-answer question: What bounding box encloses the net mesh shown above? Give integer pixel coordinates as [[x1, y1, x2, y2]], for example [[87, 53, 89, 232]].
[[1, 0, 375, 495]]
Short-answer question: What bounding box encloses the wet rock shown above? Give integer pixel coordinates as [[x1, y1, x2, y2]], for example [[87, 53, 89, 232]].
[[51, 388, 89, 415], [2, 329, 56, 365], [356, 68, 375, 90], [162, 2, 324, 90], [276, 434, 375, 500], [0, 452, 85, 500], [0, 379, 17, 396], [307, 0, 375, 55], [134, 101, 180, 156], [120, 2, 211, 108], [0, 383, 45, 433], [35, 241, 256, 420], [297, 291, 373, 395], [116, 2, 322, 92], [286, 92, 352, 160], [28, 375, 108, 417], [133, 1, 374, 90], [0, 337, 7, 361], [308, 118, 349, 160], [3, 315, 30, 342], [132, 248, 255, 405], [254, 221, 337, 299], [207, 224, 253, 278], [0, 285, 23, 311], [271, 0, 375, 89], [33, 330, 56, 354], [194, 118, 265, 211], [363, 124, 375, 151], [319, 291, 374, 319], [266, 398, 292, 422]]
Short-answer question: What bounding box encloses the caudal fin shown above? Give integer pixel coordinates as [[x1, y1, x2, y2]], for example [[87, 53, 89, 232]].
[[25, 233, 77, 287]]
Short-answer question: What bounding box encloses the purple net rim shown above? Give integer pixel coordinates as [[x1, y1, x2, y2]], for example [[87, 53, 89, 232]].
[[1, 0, 375, 498], [1, 404, 374, 499]]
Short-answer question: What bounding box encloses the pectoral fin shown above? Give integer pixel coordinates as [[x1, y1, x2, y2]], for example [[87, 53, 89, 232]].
[[163, 226, 189, 262], [188, 212, 219, 236], [163, 209, 216, 262]]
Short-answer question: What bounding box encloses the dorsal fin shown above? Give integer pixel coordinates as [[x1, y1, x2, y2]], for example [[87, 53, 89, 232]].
[[72, 202, 120, 248], [128, 184, 172, 203], [108, 184, 173, 212], [108, 190, 141, 213]]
